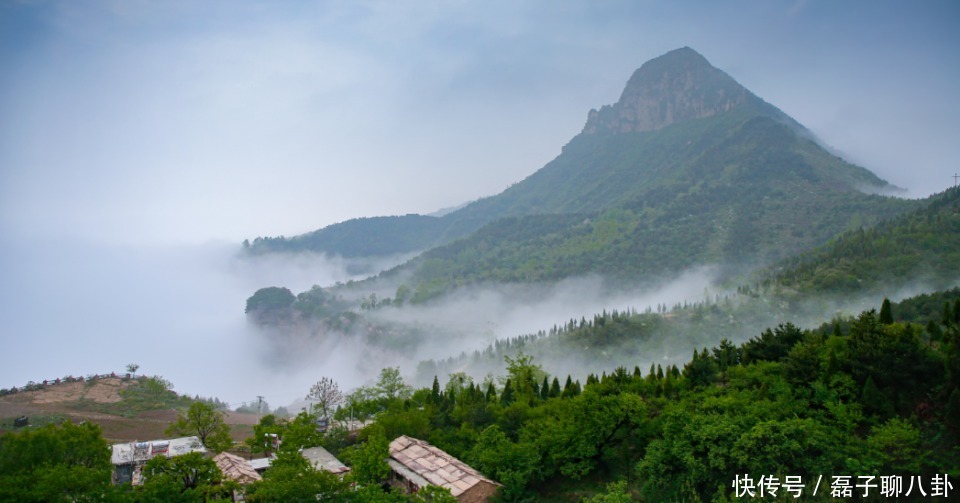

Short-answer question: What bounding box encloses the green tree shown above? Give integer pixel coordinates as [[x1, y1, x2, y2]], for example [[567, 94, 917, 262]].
[[376, 367, 413, 402], [549, 377, 562, 399], [138, 451, 231, 500], [879, 298, 894, 325], [277, 411, 326, 452], [431, 376, 441, 404], [344, 425, 391, 485], [246, 450, 351, 502], [166, 401, 233, 453], [863, 418, 923, 473], [0, 421, 113, 502], [500, 379, 514, 406], [501, 351, 547, 404], [537, 391, 645, 479], [468, 425, 538, 500]]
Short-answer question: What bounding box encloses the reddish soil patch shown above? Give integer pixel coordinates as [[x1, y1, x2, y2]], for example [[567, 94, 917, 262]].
[[30, 378, 124, 404]]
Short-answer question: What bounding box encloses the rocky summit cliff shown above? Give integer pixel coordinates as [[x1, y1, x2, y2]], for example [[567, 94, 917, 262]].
[[584, 47, 756, 134]]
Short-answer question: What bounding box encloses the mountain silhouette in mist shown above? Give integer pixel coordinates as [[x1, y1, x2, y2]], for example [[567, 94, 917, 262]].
[[248, 47, 917, 298]]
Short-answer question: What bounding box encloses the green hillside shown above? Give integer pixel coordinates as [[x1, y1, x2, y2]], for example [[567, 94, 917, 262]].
[[245, 48, 908, 266], [248, 48, 917, 307], [768, 186, 960, 294], [245, 214, 448, 258], [384, 113, 915, 301]]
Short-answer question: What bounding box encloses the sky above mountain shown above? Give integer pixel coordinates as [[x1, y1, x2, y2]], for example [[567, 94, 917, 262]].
[[1, 0, 959, 245]]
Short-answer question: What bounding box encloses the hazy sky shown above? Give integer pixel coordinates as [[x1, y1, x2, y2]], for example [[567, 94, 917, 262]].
[[2, 0, 958, 245], [1, 1, 959, 405]]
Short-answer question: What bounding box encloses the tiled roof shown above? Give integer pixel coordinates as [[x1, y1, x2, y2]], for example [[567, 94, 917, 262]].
[[388, 436, 499, 497], [213, 452, 262, 485]]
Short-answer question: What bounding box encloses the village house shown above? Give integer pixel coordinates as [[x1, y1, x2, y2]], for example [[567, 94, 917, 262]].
[[388, 435, 500, 503], [213, 452, 262, 501], [110, 436, 207, 485]]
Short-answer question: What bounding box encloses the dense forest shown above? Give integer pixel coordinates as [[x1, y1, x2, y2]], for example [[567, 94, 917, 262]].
[[335, 290, 960, 501], [4, 290, 958, 501], [769, 186, 960, 294]]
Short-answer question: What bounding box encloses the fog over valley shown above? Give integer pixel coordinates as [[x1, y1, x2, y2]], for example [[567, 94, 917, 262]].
[[2, 0, 959, 412]]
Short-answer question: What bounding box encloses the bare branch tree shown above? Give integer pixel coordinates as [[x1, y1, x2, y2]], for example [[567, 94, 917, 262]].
[[306, 377, 343, 418]]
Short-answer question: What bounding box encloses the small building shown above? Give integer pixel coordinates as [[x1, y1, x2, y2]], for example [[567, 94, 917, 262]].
[[388, 436, 500, 503], [110, 436, 207, 485], [301, 446, 350, 475], [213, 452, 262, 485]]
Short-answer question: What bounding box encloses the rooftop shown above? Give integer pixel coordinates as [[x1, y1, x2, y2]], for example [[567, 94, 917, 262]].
[[213, 452, 262, 485], [110, 436, 206, 465], [388, 435, 499, 497], [301, 446, 350, 474]]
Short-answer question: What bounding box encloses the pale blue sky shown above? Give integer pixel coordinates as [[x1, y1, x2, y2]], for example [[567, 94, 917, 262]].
[[1, 0, 958, 245], [1, 0, 959, 403]]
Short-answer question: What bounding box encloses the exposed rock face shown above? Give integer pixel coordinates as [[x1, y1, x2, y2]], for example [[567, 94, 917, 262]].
[[583, 47, 751, 134]]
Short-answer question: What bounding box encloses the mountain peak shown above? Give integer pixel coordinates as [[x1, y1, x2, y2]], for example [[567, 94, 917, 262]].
[[583, 47, 751, 134]]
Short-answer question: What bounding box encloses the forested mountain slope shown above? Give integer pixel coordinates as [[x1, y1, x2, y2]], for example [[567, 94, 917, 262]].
[[246, 47, 912, 276], [768, 186, 960, 294]]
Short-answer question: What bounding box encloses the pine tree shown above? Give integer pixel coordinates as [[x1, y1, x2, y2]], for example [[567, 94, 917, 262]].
[[540, 376, 550, 400], [879, 298, 894, 325], [586, 373, 598, 386], [500, 379, 514, 406], [662, 372, 674, 397], [485, 382, 497, 402], [562, 375, 575, 398], [431, 376, 441, 404], [549, 377, 561, 398]]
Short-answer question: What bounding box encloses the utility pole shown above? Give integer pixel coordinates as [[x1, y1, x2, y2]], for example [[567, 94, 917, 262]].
[[953, 173, 959, 187], [257, 395, 264, 416]]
